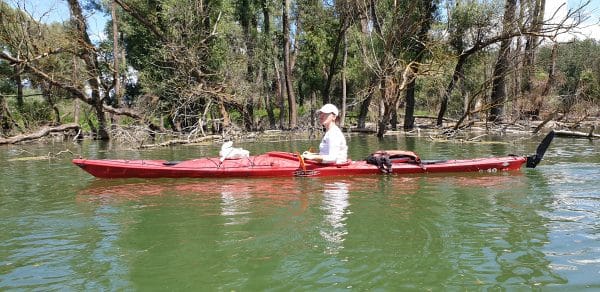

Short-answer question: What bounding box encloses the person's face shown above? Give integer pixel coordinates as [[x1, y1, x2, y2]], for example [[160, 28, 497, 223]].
[[319, 112, 334, 126]]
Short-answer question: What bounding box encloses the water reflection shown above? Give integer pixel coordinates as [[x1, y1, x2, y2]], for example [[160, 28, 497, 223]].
[[429, 171, 567, 287], [220, 187, 252, 225], [320, 182, 350, 255], [537, 163, 600, 287], [45, 172, 593, 290]]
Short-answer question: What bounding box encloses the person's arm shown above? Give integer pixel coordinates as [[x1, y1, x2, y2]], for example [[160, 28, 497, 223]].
[[301, 151, 324, 162], [303, 130, 346, 163]]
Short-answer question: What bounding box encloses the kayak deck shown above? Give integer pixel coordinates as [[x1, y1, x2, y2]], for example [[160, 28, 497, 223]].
[[72, 151, 527, 179]]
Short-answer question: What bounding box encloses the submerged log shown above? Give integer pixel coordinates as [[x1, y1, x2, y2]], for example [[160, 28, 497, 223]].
[[139, 134, 221, 148], [554, 126, 599, 139], [0, 123, 80, 145]]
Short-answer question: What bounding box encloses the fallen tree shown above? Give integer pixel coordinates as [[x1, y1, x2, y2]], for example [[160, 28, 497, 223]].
[[0, 123, 80, 145], [554, 126, 599, 139], [139, 135, 221, 149]]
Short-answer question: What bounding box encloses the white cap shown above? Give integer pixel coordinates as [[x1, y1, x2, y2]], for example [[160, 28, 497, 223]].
[[317, 104, 339, 116]]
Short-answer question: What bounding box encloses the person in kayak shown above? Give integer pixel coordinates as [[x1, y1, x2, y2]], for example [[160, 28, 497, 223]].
[[302, 104, 348, 164]]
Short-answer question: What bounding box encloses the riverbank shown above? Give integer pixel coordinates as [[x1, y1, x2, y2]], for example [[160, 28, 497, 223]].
[[1, 115, 598, 148]]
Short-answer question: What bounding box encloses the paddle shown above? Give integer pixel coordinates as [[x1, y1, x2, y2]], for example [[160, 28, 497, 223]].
[[296, 152, 307, 172], [526, 130, 555, 168], [293, 152, 321, 177]]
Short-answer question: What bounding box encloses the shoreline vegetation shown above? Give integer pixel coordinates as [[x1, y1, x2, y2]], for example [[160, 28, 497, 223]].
[[1, 1, 599, 149], [1, 115, 596, 164], [1, 114, 597, 147]]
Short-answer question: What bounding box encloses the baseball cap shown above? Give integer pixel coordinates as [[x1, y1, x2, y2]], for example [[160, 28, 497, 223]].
[[317, 104, 339, 116]]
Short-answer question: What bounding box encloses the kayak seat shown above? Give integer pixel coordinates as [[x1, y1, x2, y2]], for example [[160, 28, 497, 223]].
[[302, 159, 351, 167], [421, 160, 447, 165], [163, 161, 181, 166], [366, 150, 422, 173]]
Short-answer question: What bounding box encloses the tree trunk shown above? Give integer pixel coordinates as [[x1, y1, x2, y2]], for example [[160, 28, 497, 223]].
[[74, 99, 80, 125], [437, 54, 468, 126], [283, 0, 297, 128], [521, 0, 545, 96], [274, 55, 285, 129], [377, 75, 402, 137], [377, 99, 393, 137], [340, 31, 348, 127], [41, 83, 60, 124], [72, 56, 80, 125], [218, 98, 230, 129], [323, 16, 349, 105], [489, 0, 517, 123], [260, 0, 276, 129], [391, 99, 399, 131], [356, 3, 374, 130], [240, 0, 256, 131], [0, 94, 10, 134], [14, 64, 23, 110], [357, 86, 374, 129], [404, 79, 416, 130], [540, 40, 558, 105], [403, 0, 436, 130], [264, 92, 276, 129], [111, 0, 121, 107], [68, 0, 109, 140]]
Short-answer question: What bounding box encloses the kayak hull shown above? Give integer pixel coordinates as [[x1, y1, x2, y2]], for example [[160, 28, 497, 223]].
[[72, 151, 527, 179]]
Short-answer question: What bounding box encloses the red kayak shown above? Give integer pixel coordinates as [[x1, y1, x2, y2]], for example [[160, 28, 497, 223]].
[[72, 151, 525, 178], [73, 131, 554, 179]]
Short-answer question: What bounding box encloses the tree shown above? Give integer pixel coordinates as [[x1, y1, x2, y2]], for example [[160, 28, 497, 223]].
[[436, 0, 590, 126], [520, 0, 545, 96], [111, 0, 123, 106], [489, 0, 517, 122], [259, 0, 277, 129], [322, 0, 352, 105], [0, 1, 144, 139], [403, 0, 438, 130], [113, 0, 235, 132], [1, 0, 598, 142], [353, 0, 437, 137], [0, 60, 17, 134], [282, 0, 297, 128], [67, 0, 109, 139], [437, 0, 503, 126]]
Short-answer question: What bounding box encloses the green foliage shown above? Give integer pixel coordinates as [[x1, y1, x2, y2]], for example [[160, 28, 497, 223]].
[[228, 110, 242, 123], [448, 0, 501, 51], [115, 0, 241, 130], [579, 69, 600, 101], [1, 0, 598, 135], [9, 97, 53, 128], [0, 61, 16, 95], [539, 39, 600, 99], [295, 0, 335, 95]]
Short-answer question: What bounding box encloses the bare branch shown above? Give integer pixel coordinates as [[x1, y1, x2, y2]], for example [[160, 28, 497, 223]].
[[113, 0, 167, 43]]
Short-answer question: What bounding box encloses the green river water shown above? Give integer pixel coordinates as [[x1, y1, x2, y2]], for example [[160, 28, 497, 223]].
[[1, 133, 599, 290]]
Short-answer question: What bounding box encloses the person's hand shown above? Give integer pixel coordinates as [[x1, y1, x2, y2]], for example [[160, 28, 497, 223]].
[[301, 151, 318, 160]]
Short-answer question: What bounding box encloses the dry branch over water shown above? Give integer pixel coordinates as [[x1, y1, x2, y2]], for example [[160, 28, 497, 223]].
[[0, 123, 80, 145]]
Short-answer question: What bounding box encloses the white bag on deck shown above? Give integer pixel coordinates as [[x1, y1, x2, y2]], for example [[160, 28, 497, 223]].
[[219, 141, 250, 162]]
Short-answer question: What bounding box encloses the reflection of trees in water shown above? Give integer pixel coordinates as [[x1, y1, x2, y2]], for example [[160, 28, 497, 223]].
[[334, 173, 567, 288], [490, 171, 566, 286], [73, 172, 570, 288], [434, 172, 567, 287], [523, 165, 600, 286]]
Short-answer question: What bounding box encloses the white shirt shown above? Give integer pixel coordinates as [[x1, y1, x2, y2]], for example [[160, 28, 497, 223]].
[[319, 125, 348, 164]]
